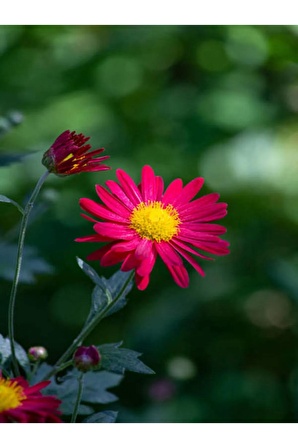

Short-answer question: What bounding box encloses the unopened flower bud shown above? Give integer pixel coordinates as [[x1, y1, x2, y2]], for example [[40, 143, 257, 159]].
[[28, 346, 48, 362], [42, 130, 110, 176], [73, 345, 101, 372]]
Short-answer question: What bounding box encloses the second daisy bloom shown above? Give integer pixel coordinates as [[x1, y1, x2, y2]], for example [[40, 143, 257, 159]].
[[76, 165, 229, 290]]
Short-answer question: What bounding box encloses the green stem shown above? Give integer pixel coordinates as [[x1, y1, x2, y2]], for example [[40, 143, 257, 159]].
[[8, 171, 49, 376], [42, 270, 134, 381], [71, 372, 84, 423]]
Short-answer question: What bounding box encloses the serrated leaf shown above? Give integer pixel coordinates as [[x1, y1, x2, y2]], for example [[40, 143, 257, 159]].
[[0, 195, 24, 214], [0, 243, 53, 283], [0, 334, 30, 374], [78, 259, 133, 327], [41, 369, 123, 415], [98, 342, 155, 375], [82, 410, 118, 423], [76, 257, 106, 287]]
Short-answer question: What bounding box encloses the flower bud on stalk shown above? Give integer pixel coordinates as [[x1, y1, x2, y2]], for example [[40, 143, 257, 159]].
[[28, 346, 48, 362], [42, 130, 110, 176], [73, 345, 101, 372]]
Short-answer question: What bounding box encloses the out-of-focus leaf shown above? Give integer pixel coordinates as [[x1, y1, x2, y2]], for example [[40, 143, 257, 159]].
[[0, 243, 53, 283], [0, 334, 30, 374], [98, 342, 155, 375], [82, 410, 118, 423], [0, 195, 24, 214], [0, 153, 34, 167]]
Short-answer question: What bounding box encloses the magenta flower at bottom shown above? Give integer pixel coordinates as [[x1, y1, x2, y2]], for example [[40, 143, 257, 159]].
[[76, 165, 230, 290], [0, 375, 62, 423]]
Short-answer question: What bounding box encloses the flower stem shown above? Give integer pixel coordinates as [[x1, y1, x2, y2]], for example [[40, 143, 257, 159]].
[[8, 171, 49, 376], [71, 372, 84, 423], [42, 270, 134, 381]]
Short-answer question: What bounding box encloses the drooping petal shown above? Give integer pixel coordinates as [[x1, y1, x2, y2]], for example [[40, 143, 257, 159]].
[[171, 238, 214, 260], [170, 242, 206, 276], [135, 273, 150, 290], [155, 241, 184, 266], [166, 264, 189, 288]]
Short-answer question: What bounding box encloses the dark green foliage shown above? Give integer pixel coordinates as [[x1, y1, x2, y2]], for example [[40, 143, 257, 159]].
[[0, 334, 30, 374], [82, 410, 118, 423], [98, 342, 155, 375]]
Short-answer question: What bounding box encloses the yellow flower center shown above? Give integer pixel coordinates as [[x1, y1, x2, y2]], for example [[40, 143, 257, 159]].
[[130, 201, 180, 242], [0, 377, 25, 412]]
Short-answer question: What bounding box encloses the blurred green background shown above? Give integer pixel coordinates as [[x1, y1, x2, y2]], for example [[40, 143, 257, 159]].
[[1, 25, 298, 422]]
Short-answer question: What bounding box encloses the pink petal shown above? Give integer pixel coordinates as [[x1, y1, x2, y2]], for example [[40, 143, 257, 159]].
[[180, 203, 228, 222], [105, 179, 135, 210], [135, 238, 154, 260], [87, 244, 114, 261], [179, 193, 220, 212], [80, 213, 98, 223], [185, 223, 227, 235], [155, 176, 164, 201], [155, 241, 183, 266], [116, 169, 143, 205], [101, 248, 128, 266], [167, 264, 189, 288], [121, 253, 139, 271], [95, 185, 131, 216], [172, 177, 204, 206], [141, 165, 157, 202], [93, 222, 136, 240], [75, 234, 112, 243], [79, 198, 129, 223], [136, 247, 157, 277], [178, 227, 223, 242], [171, 238, 213, 260], [171, 243, 206, 276], [111, 239, 141, 253], [162, 178, 183, 205], [135, 273, 150, 290]]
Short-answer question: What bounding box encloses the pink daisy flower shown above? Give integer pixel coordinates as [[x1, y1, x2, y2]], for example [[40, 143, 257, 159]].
[[76, 165, 230, 290], [42, 130, 110, 176], [0, 374, 62, 423]]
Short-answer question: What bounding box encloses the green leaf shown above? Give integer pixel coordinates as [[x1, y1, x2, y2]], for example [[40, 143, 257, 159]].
[[98, 342, 155, 375], [82, 410, 118, 423], [76, 257, 105, 287], [0, 243, 53, 283], [41, 368, 123, 415], [0, 195, 24, 214], [77, 258, 133, 326], [0, 334, 30, 374]]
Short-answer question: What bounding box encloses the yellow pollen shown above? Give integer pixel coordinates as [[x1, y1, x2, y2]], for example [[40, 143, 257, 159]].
[[130, 201, 180, 242], [0, 377, 25, 412]]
